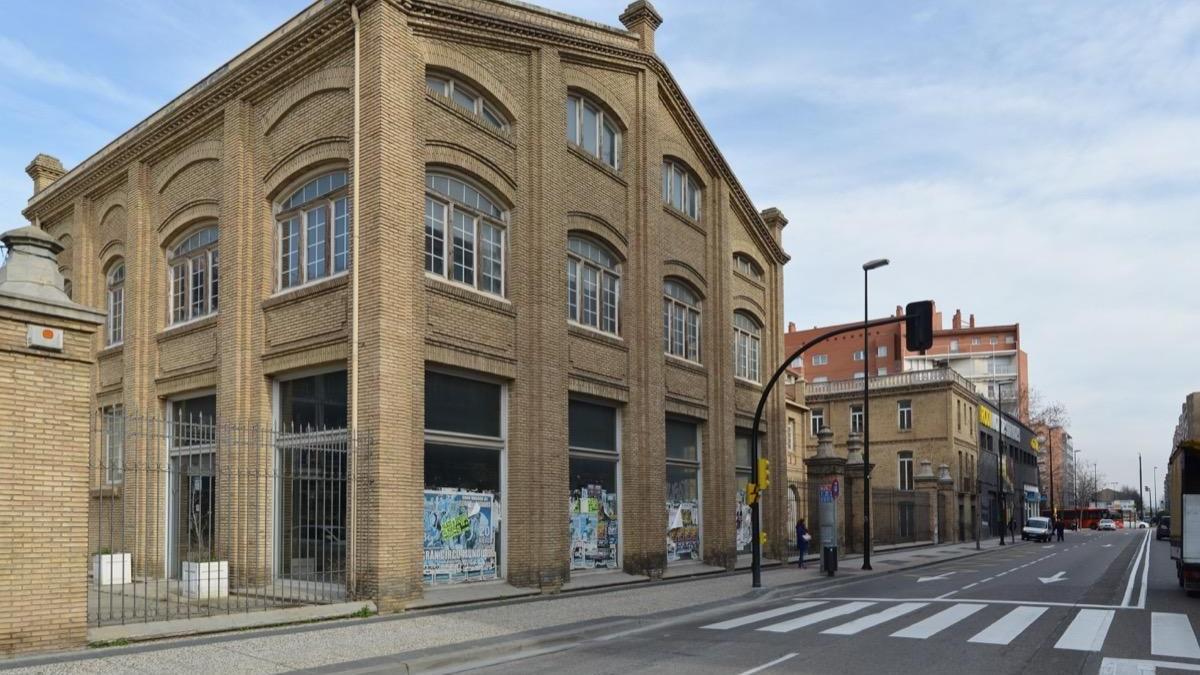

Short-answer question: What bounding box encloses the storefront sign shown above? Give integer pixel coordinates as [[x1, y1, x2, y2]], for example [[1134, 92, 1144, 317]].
[[1001, 418, 1021, 442], [423, 489, 497, 585], [978, 406, 998, 431], [667, 500, 700, 562], [570, 484, 618, 570]]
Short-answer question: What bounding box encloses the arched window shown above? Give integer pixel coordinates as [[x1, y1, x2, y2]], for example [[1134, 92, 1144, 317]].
[[426, 72, 506, 130], [276, 169, 350, 290], [734, 253, 763, 281], [168, 226, 218, 325], [733, 311, 761, 382], [106, 262, 125, 345], [662, 160, 701, 219], [567, 236, 619, 334], [566, 93, 620, 168], [425, 172, 507, 296], [663, 279, 700, 362]]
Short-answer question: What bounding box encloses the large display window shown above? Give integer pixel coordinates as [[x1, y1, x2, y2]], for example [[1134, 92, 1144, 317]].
[[735, 430, 755, 554], [666, 418, 701, 562], [423, 371, 505, 585], [568, 400, 620, 570]]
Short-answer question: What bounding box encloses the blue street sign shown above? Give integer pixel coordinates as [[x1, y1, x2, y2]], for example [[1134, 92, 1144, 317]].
[[819, 488, 833, 503]]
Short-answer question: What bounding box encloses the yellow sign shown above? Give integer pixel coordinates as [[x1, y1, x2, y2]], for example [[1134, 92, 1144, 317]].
[[978, 406, 996, 430], [1031, 438, 1040, 451]]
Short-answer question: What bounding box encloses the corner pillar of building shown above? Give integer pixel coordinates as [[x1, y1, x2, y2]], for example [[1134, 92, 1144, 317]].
[[0, 226, 105, 656]]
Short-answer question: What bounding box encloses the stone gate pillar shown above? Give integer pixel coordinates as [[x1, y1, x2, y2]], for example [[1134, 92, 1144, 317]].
[[914, 459, 938, 543], [937, 464, 957, 542], [804, 426, 847, 551], [842, 432, 872, 554], [0, 226, 104, 655]]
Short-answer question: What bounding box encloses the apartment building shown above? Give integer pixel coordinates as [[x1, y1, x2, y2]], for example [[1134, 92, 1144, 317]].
[[19, 0, 790, 610]]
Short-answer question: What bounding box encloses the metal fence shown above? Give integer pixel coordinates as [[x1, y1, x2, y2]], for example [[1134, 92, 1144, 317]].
[[872, 488, 932, 547], [88, 410, 370, 627]]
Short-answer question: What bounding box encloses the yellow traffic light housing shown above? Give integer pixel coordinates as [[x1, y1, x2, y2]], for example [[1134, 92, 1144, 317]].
[[759, 532, 768, 544], [745, 481, 758, 506], [757, 458, 771, 491]]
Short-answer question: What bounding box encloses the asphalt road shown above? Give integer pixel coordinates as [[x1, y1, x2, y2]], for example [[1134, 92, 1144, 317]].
[[457, 528, 1200, 675]]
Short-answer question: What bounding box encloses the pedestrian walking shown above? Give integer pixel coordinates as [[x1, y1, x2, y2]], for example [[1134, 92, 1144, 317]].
[[796, 518, 811, 568], [1056, 519, 1065, 542], [1008, 518, 1016, 540]]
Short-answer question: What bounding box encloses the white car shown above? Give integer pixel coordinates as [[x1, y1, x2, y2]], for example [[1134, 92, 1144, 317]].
[[1135, 521, 1150, 529], [1022, 517, 1053, 542], [1098, 519, 1117, 531]]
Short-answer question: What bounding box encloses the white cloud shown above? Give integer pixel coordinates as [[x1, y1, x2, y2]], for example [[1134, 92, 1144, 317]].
[[0, 36, 154, 110]]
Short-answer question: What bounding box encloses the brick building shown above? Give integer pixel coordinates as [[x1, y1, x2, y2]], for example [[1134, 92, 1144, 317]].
[[18, 0, 790, 610]]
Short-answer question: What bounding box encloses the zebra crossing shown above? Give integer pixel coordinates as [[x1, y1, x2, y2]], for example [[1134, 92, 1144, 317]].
[[701, 599, 1200, 658]]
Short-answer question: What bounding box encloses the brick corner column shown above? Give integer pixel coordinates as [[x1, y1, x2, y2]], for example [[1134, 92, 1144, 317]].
[[914, 458, 939, 544]]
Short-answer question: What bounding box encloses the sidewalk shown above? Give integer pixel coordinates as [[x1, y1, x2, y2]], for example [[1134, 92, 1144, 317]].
[[0, 538, 1024, 674]]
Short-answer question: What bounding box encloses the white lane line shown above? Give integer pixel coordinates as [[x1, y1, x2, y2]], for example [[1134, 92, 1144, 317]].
[[759, 602, 875, 633], [1101, 657, 1200, 673], [822, 602, 928, 635], [981, 577, 994, 583], [1138, 531, 1151, 609], [792, 596, 1128, 610], [968, 606, 1048, 645], [1152, 612, 1200, 659], [1055, 609, 1115, 652], [702, 601, 827, 630], [738, 653, 798, 675], [962, 583, 978, 590], [935, 591, 959, 600], [892, 603, 986, 639], [1122, 531, 1151, 607]]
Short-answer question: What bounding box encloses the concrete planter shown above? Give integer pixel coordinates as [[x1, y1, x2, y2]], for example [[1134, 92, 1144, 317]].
[[92, 553, 132, 585], [182, 560, 228, 598]]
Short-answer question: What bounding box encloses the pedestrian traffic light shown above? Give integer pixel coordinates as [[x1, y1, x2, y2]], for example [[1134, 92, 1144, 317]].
[[757, 458, 771, 491], [905, 300, 934, 352], [746, 481, 758, 505]]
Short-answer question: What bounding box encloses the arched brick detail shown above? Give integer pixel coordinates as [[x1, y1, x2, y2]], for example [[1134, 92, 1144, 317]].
[[733, 296, 767, 322], [153, 140, 222, 194], [663, 260, 707, 297], [733, 250, 766, 276], [98, 240, 126, 272], [262, 67, 353, 136], [661, 136, 712, 183], [426, 142, 517, 204], [158, 200, 220, 247], [562, 67, 631, 130], [422, 44, 519, 123], [94, 191, 127, 227], [263, 137, 350, 199], [566, 211, 627, 259], [662, 152, 708, 190]]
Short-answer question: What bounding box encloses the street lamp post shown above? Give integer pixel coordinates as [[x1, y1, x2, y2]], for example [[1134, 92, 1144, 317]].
[[861, 258, 889, 571], [1139, 452, 1144, 522], [1154, 466, 1158, 519]]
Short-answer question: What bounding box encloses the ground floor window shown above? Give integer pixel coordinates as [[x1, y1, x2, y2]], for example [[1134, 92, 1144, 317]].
[[424, 371, 504, 584], [666, 418, 701, 562], [568, 400, 619, 570]]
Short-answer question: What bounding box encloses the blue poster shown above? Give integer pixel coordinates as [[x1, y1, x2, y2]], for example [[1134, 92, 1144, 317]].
[[423, 489, 497, 585]]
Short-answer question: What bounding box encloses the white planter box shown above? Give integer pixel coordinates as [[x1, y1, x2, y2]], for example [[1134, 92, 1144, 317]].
[[182, 561, 228, 598], [92, 553, 131, 585]]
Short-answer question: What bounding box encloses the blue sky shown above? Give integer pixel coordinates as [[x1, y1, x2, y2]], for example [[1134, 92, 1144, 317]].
[[3, 1, 1198, 491]]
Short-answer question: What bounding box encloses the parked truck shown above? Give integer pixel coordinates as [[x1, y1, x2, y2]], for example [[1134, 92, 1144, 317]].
[[1170, 392, 1200, 595]]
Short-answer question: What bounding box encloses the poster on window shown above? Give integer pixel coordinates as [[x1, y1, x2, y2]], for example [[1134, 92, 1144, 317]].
[[569, 484, 619, 570], [666, 500, 700, 562], [735, 487, 753, 553], [423, 489, 497, 585]]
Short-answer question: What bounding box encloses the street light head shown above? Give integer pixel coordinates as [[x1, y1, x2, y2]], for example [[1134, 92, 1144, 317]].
[[863, 258, 890, 271]]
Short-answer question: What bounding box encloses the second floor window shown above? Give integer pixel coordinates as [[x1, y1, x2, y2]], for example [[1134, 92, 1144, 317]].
[[662, 160, 700, 219], [425, 173, 507, 296], [277, 170, 349, 290], [734, 253, 763, 281], [812, 354, 828, 366], [733, 312, 761, 382], [811, 408, 824, 436], [106, 262, 124, 346], [850, 404, 863, 434], [852, 350, 865, 361], [898, 400, 912, 430], [567, 236, 619, 334], [426, 73, 506, 130], [169, 226, 218, 325], [663, 279, 700, 362], [567, 93, 619, 168], [899, 451, 914, 490]]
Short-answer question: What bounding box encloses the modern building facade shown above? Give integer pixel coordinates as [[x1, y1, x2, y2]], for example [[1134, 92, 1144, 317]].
[[19, 0, 790, 610], [978, 399, 1040, 536]]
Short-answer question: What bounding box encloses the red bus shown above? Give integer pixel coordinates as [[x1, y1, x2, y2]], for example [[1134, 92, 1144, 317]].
[[1042, 508, 1111, 530]]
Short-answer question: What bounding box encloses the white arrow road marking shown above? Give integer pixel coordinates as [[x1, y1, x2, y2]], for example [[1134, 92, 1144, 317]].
[[1039, 571, 1068, 584], [917, 572, 956, 583]]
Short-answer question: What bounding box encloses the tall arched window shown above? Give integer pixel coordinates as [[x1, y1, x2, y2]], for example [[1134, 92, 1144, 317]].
[[425, 172, 507, 296], [106, 262, 124, 345], [567, 236, 619, 335], [277, 169, 350, 290], [566, 93, 620, 168], [662, 160, 701, 219], [168, 226, 218, 325], [426, 72, 507, 131], [733, 311, 761, 382], [663, 279, 700, 362]]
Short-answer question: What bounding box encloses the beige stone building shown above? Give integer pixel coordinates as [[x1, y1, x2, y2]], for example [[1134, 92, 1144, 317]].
[[804, 368, 980, 545], [19, 0, 790, 610]]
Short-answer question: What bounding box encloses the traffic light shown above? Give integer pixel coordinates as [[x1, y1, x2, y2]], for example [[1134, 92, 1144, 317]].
[[759, 532, 768, 544], [745, 481, 758, 506], [905, 300, 934, 352], [757, 458, 771, 491]]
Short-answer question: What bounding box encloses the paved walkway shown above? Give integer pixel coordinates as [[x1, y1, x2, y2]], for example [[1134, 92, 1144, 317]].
[[0, 539, 1023, 674]]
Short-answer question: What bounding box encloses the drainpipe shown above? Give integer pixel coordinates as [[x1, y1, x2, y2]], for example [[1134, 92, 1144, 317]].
[[348, 0, 361, 596]]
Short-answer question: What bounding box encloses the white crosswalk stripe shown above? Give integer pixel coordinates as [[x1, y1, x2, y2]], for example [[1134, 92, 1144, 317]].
[[1151, 612, 1200, 659], [1055, 609, 1115, 652], [891, 603, 986, 639], [968, 606, 1048, 645], [822, 602, 928, 635], [758, 601, 876, 633], [701, 601, 826, 631]]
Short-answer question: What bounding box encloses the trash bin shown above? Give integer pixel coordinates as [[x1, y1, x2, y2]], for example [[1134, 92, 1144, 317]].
[[822, 545, 838, 576]]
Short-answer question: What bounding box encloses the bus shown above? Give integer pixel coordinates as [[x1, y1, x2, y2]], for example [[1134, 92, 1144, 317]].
[[1042, 508, 1112, 530]]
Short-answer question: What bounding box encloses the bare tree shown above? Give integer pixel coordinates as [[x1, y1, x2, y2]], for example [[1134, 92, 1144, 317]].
[[1028, 389, 1072, 508]]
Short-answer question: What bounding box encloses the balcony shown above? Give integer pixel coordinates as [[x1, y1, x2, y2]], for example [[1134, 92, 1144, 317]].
[[806, 368, 974, 396]]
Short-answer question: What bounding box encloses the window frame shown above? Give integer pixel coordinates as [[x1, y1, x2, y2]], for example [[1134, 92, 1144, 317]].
[[663, 279, 701, 363], [101, 404, 124, 484], [850, 404, 864, 434], [167, 225, 219, 326], [425, 72, 507, 131], [733, 253, 763, 281], [662, 159, 701, 220], [810, 408, 824, 436], [898, 399, 913, 431], [425, 172, 508, 298], [566, 92, 621, 169], [106, 261, 125, 346], [567, 235, 621, 336], [275, 169, 351, 293], [812, 354, 828, 366], [733, 311, 762, 383], [899, 451, 914, 491]]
